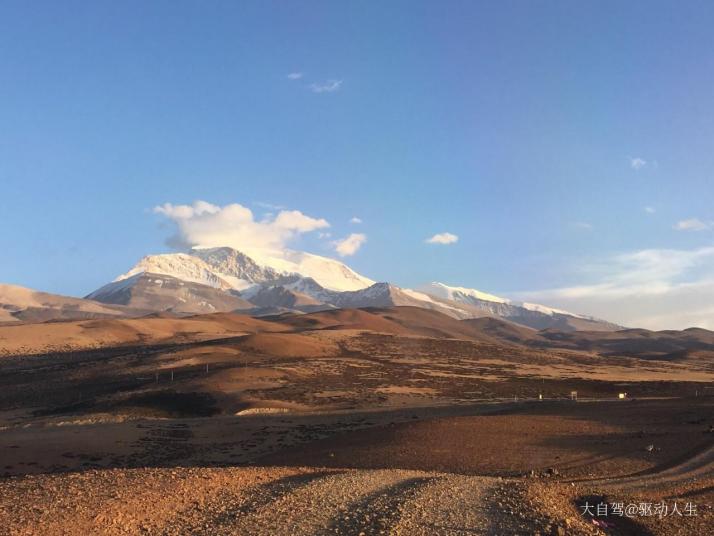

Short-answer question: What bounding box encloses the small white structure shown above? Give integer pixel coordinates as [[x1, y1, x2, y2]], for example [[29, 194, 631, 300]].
[[618, 392, 627, 399], [570, 390, 578, 401]]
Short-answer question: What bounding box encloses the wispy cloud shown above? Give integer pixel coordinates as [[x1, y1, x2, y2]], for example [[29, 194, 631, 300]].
[[517, 245, 714, 329], [154, 200, 329, 251], [350, 217, 362, 224], [426, 232, 459, 245], [630, 157, 647, 170], [254, 201, 287, 211], [674, 218, 712, 232], [572, 221, 593, 230], [644, 206, 656, 214], [334, 233, 366, 257], [287, 72, 303, 80], [310, 79, 342, 93]]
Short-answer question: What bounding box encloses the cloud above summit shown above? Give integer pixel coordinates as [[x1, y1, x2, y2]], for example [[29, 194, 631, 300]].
[[334, 233, 366, 257], [154, 201, 329, 251]]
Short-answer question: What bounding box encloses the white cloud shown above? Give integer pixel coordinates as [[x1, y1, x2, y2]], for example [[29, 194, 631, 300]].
[[154, 200, 329, 251], [287, 72, 303, 80], [630, 157, 647, 170], [310, 79, 342, 93], [572, 221, 593, 230], [426, 232, 459, 245], [674, 218, 712, 232], [644, 206, 656, 214], [333, 233, 366, 257], [516, 245, 714, 329], [350, 217, 363, 224]]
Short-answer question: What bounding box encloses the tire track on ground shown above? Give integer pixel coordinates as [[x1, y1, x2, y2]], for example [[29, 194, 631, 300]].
[[392, 475, 499, 535], [160, 470, 342, 535], [322, 476, 435, 535], [160, 470, 532, 536], [222, 469, 425, 535], [587, 442, 714, 492]]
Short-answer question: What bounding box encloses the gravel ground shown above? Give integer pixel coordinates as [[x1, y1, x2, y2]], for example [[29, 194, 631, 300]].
[[0, 466, 575, 535]]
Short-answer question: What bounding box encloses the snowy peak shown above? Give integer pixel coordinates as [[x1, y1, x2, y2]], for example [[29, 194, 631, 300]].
[[113, 247, 375, 295], [518, 302, 589, 319], [321, 282, 477, 319], [190, 247, 281, 290], [419, 282, 585, 317], [115, 253, 235, 290], [419, 282, 509, 305], [227, 247, 375, 292]]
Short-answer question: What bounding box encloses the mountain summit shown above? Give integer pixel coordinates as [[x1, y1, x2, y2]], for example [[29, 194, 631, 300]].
[[110, 247, 374, 293]]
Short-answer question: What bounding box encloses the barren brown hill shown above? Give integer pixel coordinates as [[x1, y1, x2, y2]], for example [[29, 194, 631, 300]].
[[537, 325, 714, 360], [236, 332, 340, 357], [3, 305, 714, 364], [0, 312, 288, 356], [0, 283, 142, 323], [365, 306, 521, 341], [460, 316, 544, 346], [264, 307, 417, 335], [269, 306, 511, 342]]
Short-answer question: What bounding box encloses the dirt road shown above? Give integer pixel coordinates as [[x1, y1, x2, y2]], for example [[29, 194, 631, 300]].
[[584, 442, 714, 493]]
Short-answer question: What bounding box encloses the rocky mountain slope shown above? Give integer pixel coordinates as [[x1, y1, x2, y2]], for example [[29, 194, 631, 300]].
[[87, 273, 254, 315]]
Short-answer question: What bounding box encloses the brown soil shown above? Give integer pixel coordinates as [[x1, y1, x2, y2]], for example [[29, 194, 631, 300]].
[[0, 308, 713, 535], [260, 398, 714, 479]]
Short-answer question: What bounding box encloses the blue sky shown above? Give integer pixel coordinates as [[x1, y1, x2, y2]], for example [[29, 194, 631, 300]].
[[1, 1, 713, 328]]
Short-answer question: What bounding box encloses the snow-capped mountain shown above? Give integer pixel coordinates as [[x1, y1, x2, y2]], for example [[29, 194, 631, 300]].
[[419, 282, 509, 305], [416, 282, 620, 331], [218, 247, 374, 292], [319, 282, 426, 310], [109, 247, 374, 294], [86, 249, 620, 331], [113, 253, 237, 290], [191, 247, 282, 289], [418, 282, 585, 317]]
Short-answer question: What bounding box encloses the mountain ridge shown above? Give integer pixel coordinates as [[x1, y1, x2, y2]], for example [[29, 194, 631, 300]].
[[5, 247, 622, 331]]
